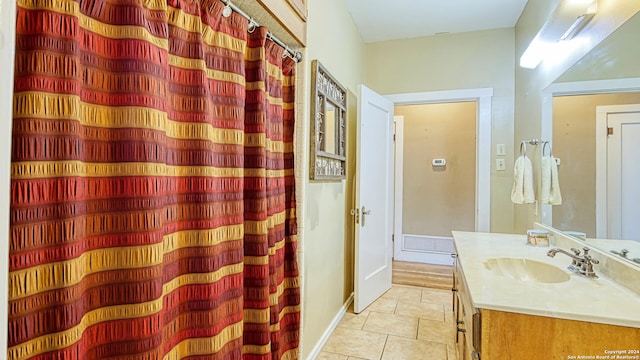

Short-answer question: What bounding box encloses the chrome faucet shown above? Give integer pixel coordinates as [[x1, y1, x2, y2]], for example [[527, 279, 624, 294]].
[[547, 246, 599, 278], [611, 249, 640, 264], [611, 249, 630, 258]]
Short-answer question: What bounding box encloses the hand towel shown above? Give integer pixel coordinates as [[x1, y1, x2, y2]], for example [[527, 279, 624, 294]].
[[511, 155, 535, 204], [541, 156, 562, 205], [541, 156, 552, 204]]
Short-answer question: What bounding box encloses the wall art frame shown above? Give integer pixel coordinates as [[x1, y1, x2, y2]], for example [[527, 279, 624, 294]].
[[309, 60, 347, 181]]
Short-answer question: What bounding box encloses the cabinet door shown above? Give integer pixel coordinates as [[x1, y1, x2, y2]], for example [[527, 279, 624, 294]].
[[453, 254, 462, 346], [256, 0, 307, 45], [454, 293, 462, 344], [286, 0, 307, 20], [457, 331, 467, 360], [457, 329, 473, 360]]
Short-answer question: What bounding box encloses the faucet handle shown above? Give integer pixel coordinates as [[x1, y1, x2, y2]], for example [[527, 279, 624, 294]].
[[582, 247, 599, 264], [584, 254, 600, 265], [570, 247, 581, 255]]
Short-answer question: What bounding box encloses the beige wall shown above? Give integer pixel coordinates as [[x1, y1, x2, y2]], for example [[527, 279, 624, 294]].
[[552, 93, 640, 236], [300, 0, 365, 358], [514, 0, 640, 233], [396, 103, 476, 237], [365, 28, 517, 233]]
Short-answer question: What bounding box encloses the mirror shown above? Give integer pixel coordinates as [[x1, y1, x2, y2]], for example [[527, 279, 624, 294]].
[[544, 12, 640, 267], [309, 60, 347, 181], [324, 101, 337, 155]]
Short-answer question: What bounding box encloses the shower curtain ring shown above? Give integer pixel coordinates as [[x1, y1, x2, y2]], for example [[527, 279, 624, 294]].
[[247, 19, 257, 33], [520, 141, 526, 156]]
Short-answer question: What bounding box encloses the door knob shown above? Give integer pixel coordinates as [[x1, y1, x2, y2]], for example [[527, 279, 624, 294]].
[[361, 206, 371, 227]]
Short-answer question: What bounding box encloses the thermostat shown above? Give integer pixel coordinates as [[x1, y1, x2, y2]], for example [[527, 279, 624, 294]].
[[432, 159, 446, 167]]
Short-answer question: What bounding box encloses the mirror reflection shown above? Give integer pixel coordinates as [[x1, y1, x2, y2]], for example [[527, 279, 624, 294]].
[[323, 101, 337, 155], [545, 11, 640, 267]]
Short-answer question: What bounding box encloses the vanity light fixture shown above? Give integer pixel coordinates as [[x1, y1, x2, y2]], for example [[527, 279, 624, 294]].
[[519, 0, 598, 69]]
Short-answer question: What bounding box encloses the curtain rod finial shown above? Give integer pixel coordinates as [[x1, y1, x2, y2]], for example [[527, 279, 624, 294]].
[[222, 0, 232, 17]]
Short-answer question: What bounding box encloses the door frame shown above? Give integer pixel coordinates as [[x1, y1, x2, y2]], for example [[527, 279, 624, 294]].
[[387, 88, 493, 260], [540, 77, 640, 226], [595, 104, 640, 238]]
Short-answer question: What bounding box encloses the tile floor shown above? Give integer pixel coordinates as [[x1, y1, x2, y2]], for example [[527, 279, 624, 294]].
[[318, 285, 458, 360]]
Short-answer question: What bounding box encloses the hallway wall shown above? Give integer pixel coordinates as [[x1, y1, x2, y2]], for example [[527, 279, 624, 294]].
[[396, 102, 476, 237]]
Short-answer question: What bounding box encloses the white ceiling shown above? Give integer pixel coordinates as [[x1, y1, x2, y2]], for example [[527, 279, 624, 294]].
[[344, 0, 530, 42]]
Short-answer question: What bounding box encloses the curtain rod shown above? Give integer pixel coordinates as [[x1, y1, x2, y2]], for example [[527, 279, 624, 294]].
[[222, 0, 303, 62]]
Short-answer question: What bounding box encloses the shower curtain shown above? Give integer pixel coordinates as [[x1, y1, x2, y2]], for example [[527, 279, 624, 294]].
[[8, 0, 299, 359]]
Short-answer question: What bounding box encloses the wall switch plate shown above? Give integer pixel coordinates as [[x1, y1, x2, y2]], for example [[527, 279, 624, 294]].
[[496, 144, 506, 156], [496, 159, 506, 171]]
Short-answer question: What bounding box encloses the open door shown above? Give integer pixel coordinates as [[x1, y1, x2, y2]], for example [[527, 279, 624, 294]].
[[354, 85, 395, 313]]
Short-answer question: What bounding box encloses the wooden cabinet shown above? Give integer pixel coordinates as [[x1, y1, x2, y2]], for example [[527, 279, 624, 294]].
[[453, 254, 481, 360], [256, 0, 307, 45], [479, 310, 640, 359], [453, 253, 640, 360], [285, 0, 306, 20]]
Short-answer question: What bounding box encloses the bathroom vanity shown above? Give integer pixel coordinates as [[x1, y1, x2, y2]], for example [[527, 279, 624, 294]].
[[452, 231, 640, 360]]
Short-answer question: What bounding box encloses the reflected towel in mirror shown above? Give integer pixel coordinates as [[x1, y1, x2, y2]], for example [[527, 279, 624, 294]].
[[541, 156, 562, 205], [511, 155, 535, 204]]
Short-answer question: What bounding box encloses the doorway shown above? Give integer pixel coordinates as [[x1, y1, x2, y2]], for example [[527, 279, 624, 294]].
[[393, 102, 476, 265], [387, 88, 492, 265]]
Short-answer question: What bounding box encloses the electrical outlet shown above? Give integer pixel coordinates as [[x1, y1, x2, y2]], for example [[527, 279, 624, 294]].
[[496, 159, 506, 171]]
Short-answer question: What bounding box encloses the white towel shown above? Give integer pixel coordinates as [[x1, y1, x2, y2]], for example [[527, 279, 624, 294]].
[[541, 156, 562, 205], [511, 155, 535, 204]]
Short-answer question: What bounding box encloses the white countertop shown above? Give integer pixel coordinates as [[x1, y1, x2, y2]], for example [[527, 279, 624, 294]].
[[452, 231, 640, 328]]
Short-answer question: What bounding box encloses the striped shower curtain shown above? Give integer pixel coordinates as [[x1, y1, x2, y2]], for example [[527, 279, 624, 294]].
[[9, 0, 300, 359]]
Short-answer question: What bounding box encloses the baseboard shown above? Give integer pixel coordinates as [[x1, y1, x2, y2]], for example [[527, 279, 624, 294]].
[[305, 292, 354, 360]]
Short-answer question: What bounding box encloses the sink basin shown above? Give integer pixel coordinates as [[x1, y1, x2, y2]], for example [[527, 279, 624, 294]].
[[484, 257, 570, 283]]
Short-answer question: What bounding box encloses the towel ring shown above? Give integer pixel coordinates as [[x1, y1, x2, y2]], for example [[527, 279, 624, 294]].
[[542, 141, 552, 157], [520, 141, 527, 156]]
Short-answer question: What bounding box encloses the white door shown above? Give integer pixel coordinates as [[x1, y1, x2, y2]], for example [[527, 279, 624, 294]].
[[354, 85, 394, 313], [607, 109, 640, 242]]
